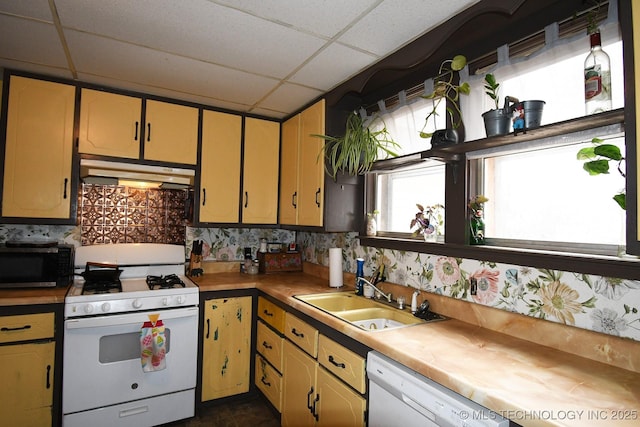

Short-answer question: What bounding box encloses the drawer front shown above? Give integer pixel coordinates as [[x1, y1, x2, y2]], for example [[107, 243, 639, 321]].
[[284, 313, 318, 358], [0, 313, 54, 344], [258, 296, 285, 334], [257, 320, 284, 372], [255, 354, 283, 412], [318, 335, 366, 394]]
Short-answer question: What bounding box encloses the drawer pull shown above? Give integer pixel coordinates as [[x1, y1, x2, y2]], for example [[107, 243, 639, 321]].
[[1, 325, 31, 332], [306, 387, 314, 411], [328, 355, 346, 368], [262, 309, 274, 317], [261, 376, 271, 387], [291, 328, 304, 338], [46, 364, 51, 389], [262, 341, 273, 350]]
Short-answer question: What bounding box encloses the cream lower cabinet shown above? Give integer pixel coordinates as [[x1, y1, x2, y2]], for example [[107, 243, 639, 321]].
[[0, 313, 55, 426], [2, 76, 75, 219], [281, 312, 365, 427], [201, 296, 252, 401]]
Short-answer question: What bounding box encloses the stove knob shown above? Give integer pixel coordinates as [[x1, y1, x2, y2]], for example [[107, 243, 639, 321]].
[[84, 304, 94, 314], [101, 302, 111, 312], [162, 297, 169, 306], [132, 299, 143, 309], [177, 296, 185, 304]]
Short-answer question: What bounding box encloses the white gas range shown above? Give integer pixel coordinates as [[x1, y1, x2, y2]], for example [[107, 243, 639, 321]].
[[62, 243, 199, 427]]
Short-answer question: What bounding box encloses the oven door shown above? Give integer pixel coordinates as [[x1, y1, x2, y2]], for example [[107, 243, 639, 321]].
[[62, 307, 198, 415]]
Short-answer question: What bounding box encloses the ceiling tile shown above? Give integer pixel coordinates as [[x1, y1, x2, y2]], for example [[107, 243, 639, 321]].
[[0, 15, 68, 68], [0, 0, 53, 21], [290, 43, 378, 91], [258, 82, 324, 114]]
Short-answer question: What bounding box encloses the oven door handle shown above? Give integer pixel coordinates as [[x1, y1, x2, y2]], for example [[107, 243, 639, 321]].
[[65, 307, 198, 329]]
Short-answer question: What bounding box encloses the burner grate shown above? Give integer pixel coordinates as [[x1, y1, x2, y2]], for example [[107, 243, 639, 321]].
[[82, 279, 122, 295], [147, 274, 186, 290]]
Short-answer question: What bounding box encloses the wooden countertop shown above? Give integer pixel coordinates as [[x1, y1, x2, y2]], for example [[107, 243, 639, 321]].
[[196, 271, 640, 427], [0, 286, 67, 306]]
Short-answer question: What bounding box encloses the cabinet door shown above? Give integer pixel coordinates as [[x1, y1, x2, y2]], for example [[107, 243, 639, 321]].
[[0, 341, 54, 427], [201, 296, 252, 401], [3, 76, 75, 219], [200, 110, 242, 223], [144, 99, 198, 164], [316, 367, 365, 427], [243, 118, 280, 224], [298, 99, 325, 226], [282, 340, 317, 427], [279, 115, 300, 225], [78, 88, 142, 159]]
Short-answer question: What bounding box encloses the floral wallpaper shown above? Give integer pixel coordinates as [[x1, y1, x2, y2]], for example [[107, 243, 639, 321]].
[[1, 223, 638, 342]]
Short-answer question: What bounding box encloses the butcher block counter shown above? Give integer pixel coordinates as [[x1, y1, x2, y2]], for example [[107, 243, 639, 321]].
[[195, 266, 640, 427], [0, 286, 67, 306]]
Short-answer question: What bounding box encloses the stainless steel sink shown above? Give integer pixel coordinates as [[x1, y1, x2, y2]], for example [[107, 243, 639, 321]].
[[295, 292, 445, 331]]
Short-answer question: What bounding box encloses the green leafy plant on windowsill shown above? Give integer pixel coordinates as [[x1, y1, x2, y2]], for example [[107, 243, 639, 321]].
[[577, 137, 626, 209], [314, 111, 400, 180], [419, 55, 470, 139]]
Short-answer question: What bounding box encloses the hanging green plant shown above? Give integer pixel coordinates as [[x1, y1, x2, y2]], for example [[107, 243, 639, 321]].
[[314, 111, 399, 179], [577, 137, 626, 210]]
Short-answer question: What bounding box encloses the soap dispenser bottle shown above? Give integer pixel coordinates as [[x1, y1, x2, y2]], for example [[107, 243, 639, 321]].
[[411, 290, 419, 314], [355, 258, 365, 296]]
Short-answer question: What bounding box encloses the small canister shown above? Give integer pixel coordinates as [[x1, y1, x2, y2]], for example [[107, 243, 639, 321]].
[[259, 238, 268, 253]]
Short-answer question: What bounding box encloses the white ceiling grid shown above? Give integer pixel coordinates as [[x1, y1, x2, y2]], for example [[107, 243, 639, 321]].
[[0, 0, 478, 118]]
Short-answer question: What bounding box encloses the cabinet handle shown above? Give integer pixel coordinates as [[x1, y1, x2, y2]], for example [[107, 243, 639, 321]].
[[244, 191, 249, 208], [63, 178, 68, 199], [1, 325, 31, 332], [262, 309, 273, 317], [206, 318, 210, 339], [328, 355, 346, 369], [262, 341, 273, 350], [46, 364, 51, 389], [306, 387, 314, 411], [147, 123, 151, 141], [261, 376, 271, 387], [292, 192, 297, 208], [202, 188, 206, 206], [291, 328, 304, 338], [312, 393, 320, 421], [134, 121, 139, 141], [315, 188, 321, 207]]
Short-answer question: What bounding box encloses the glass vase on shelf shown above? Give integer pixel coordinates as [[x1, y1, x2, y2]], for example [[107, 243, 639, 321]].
[[469, 210, 485, 245]]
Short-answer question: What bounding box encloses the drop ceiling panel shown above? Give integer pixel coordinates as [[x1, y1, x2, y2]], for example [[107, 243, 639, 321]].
[[212, 0, 381, 38], [0, 15, 68, 68], [0, 0, 53, 21], [258, 82, 324, 114], [290, 43, 378, 91]]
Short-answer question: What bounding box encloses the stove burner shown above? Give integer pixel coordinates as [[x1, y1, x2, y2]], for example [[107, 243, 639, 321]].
[[147, 274, 186, 290], [82, 280, 122, 295]]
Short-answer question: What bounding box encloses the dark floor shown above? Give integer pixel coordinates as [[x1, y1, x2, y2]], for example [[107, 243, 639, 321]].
[[165, 394, 280, 427]]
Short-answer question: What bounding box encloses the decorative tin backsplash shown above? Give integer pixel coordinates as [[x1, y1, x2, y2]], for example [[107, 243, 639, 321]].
[[78, 184, 188, 245]]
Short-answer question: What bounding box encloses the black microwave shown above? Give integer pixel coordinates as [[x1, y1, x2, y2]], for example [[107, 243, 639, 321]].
[[0, 242, 75, 288]]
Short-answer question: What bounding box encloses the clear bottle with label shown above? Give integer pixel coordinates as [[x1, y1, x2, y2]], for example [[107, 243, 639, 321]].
[[584, 30, 612, 115]]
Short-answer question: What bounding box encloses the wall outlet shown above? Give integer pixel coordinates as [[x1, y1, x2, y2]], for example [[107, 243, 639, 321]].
[[470, 278, 478, 295]]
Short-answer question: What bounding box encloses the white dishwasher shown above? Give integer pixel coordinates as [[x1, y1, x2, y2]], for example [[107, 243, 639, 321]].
[[367, 352, 510, 427]]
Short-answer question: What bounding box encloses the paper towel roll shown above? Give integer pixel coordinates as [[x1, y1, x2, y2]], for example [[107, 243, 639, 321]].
[[329, 248, 343, 288]]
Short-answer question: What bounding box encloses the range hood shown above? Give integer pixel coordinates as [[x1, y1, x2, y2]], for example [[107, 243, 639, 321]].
[[80, 159, 195, 189]]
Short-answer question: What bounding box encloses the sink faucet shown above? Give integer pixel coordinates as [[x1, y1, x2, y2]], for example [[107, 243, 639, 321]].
[[357, 277, 392, 303]]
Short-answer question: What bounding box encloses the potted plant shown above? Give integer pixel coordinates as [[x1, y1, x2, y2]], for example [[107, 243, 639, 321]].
[[468, 195, 488, 245], [419, 55, 470, 145], [481, 74, 516, 137], [314, 111, 400, 180], [410, 204, 444, 242]]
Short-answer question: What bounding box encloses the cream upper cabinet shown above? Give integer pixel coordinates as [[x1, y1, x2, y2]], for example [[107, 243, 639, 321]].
[[144, 99, 198, 164], [2, 76, 75, 219], [79, 89, 142, 159], [279, 99, 325, 227], [279, 115, 300, 225], [79, 89, 198, 164], [243, 117, 280, 224], [200, 110, 242, 223], [298, 100, 325, 226]]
